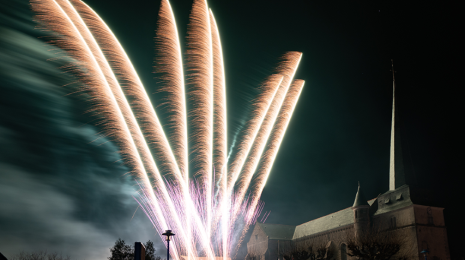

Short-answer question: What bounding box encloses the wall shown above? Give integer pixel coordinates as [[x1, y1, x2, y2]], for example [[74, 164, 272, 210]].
[[414, 205, 450, 260]]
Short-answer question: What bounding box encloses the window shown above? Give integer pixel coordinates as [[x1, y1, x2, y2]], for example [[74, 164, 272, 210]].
[[255, 235, 258, 241], [390, 216, 396, 229], [340, 243, 347, 260], [427, 207, 434, 225], [421, 241, 429, 250]]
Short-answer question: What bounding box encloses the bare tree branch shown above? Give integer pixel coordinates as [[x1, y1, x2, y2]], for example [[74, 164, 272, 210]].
[[345, 226, 415, 260]]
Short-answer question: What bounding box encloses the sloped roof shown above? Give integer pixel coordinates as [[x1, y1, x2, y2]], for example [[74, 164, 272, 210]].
[[293, 207, 354, 240], [367, 198, 376, 206], [257, 223, 296, 240], [292, 197, 377, 240], [255, 197, 378, 242]]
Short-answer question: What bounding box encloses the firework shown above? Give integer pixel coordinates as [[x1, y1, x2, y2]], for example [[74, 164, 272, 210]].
[[31, 0, 304, 259], [247, 79, 305, 221], [232, 53, 302, 218]]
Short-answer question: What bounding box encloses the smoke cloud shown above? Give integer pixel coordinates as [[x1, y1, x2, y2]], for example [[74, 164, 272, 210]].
[[0, 1, 165, 259]]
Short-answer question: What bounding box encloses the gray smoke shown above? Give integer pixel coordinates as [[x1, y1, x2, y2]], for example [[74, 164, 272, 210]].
[[0, 1, 165, 259]]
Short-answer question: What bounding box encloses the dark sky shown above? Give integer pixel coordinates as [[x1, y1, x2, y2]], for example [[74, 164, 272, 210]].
[[0, 0, 462, 259]]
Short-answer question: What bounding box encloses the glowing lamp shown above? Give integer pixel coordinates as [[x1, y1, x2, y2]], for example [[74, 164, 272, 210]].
[[162, 230, 175, 260], [421, 249, 429, 260]]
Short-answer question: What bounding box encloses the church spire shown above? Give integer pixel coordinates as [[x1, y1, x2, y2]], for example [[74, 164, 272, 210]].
[[389, 59, 405, 190], [353, 181, 369, 207], [352, 182, 370, 240]]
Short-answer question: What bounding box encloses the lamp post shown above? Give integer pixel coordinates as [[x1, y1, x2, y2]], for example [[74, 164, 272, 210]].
[[421, 249, 429, 260], [162, 230, 175, 260]]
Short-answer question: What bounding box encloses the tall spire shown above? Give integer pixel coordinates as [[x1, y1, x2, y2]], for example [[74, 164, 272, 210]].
[[389, 59, 405, 190]]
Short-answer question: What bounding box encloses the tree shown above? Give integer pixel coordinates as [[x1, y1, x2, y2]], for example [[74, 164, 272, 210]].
[[108, 238, 163, 260], [279, 240, 334, 260], [345, 228, 413, 260], [108, 238, 133, 260], [145, 240, 161, 260]]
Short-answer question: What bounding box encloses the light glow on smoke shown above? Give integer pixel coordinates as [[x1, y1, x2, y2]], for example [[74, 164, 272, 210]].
[[30, 0, 304, 259]]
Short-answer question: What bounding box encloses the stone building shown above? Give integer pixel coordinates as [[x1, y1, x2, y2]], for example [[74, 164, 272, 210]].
[[246, 62, 450, 260]]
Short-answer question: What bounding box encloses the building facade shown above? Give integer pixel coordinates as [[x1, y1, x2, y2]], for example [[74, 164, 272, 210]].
[[247, 184, 449, 260], [246, 62, 450, 260]]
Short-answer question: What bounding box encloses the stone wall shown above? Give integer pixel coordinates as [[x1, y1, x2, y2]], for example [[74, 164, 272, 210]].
[[414, 205, 450, 260]]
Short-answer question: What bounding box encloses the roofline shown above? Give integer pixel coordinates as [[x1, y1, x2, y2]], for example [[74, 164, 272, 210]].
[[411, 204, 445, 210], [296, 197, 378, 227], [257, 222, 296, 228], [296, 206, 352, 227], [293, 223, 354, 241]]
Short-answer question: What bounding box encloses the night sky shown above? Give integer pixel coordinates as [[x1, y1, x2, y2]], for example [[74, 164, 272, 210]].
[[0, 0, 462, 259]]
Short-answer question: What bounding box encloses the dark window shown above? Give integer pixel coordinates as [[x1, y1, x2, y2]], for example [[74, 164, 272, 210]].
[[340, 243, 347, 260], [421, 241, 429, 250], [390, 216, 396, 229], [427, 207, 434, 225], [255, 235, 258, 241]]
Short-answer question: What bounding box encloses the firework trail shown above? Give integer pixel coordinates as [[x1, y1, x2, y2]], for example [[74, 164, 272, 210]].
[[227, 52, 301, 250], [31, 1, 203, 259], [186, 0, 214, 238], [154, 1, 193, 257], [67, 0, 195, 243], [209, 10, 229, 260], [247, 79, 305, 221], [154, 0, 188, 181], [29, 0, 181, 256], [30, 0, 304, 259], [226, 74, 283, 191], [232, 52, 302, 219], [231, 79, 304, 255], [210, 11, 227, 189], [209, 73, 283, 257]]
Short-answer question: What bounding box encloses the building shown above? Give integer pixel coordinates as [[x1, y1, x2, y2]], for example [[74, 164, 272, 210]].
[[246, 61, 450, 260]]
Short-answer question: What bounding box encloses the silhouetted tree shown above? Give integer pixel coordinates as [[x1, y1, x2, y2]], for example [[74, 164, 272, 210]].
[[109, 238, 163, 260], [109, 238, 133, 260], [279, 240, 334, 260], [145, 240, 161, 260], [345, 228, 413, 260]]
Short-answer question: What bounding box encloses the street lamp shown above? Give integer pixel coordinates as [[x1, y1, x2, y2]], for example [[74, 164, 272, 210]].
[[421, 249, 429, 260], [162, 230, 175, 260]]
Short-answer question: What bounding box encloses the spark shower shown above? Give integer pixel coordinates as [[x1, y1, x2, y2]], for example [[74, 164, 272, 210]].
[[30, 0, 304, 259]]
